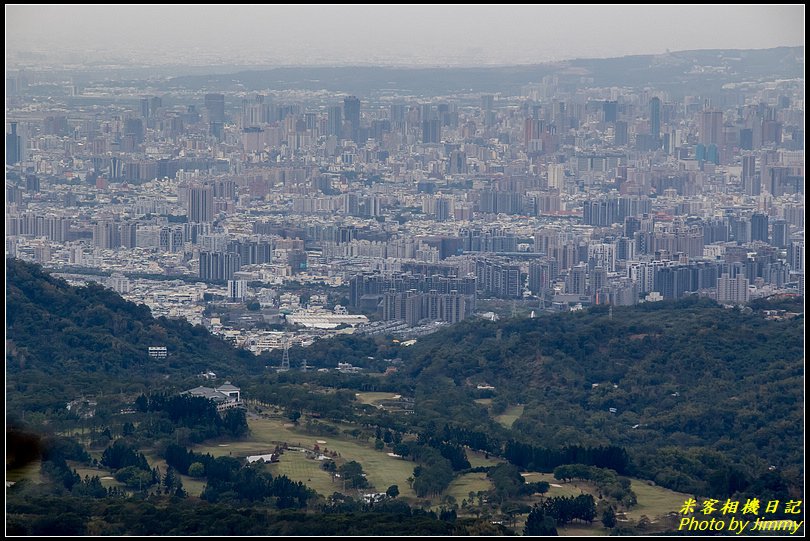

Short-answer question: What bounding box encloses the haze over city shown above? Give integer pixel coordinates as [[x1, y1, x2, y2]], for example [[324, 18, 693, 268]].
[[5, 3, 805, 537], [6, 5, 806, 67]]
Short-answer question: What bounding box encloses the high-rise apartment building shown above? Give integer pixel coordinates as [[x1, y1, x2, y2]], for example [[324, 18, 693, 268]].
[[188, 184, 214, 223], [343, 96, 361, 142]]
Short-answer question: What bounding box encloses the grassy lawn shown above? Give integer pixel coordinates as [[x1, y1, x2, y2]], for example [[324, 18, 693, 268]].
[[191, 417, 418, 500], [178, 474, 207, 497], [557, 523, 608, 536], [466, 449, 503, 468], [446, 472, 492, 503], [7, 460, 43, 484], [520, 472, 592, 499], [72, 464, 123, 489], [494, 404, 524, 428], [354, 392, 400, 405], [265, 449, 340, 496], [512, 474, 690, 534], [473, 398, 493, 406], [142, 451, 207, 497], [624, 478, 690, 521]]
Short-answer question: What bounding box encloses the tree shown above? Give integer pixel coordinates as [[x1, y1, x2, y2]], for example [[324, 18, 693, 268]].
[[134, 394, 148, 413], [386, 485, 400, 498], [393, 443, 410, 458], [188, 462, 205, 478], [601, 506, 617, 528], [222, 408, 249, 438], [374, 439, 385, 451], [163, 467, 178, 494], [339, 461, 368, 489], [524, 505, 558, 536], [575, 494, 597, 523], [287, 410, 301, 424], [122, 422, 135, 436]]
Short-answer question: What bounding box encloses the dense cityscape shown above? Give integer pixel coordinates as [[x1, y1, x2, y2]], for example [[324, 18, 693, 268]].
[[5, 52, 805, 356]]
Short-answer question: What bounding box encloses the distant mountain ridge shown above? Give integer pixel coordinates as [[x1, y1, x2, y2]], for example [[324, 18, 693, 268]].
[[165, 46, 803, 96]]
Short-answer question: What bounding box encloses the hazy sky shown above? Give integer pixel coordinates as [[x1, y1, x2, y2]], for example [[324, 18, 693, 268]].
[[5, 5, 805, 67]]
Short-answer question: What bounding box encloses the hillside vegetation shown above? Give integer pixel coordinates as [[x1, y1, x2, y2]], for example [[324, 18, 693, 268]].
[[397, 297, 804, 496]]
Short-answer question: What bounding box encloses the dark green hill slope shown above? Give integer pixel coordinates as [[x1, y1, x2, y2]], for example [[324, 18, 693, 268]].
[[6, 259, 258, 413], [397, 298, 804, 494]]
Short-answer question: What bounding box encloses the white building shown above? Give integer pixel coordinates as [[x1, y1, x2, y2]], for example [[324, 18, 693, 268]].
[[227, 279, 246, 300], [716, 273, 749, 304]]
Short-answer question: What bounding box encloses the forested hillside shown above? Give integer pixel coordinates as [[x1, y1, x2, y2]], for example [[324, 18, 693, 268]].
[[396, 297, 804, 496], [6, 259, 260, 413]]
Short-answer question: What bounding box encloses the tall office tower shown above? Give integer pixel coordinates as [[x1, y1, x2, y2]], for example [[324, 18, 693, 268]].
[[481, 94, 495, 112], [448, 150, 467, 174], [210, 121, 224, 141], [552, 100, 566, 127], [524, 117, 542, 147], [750, 213, 769, 243], [603, 100, 618, 123], [204, 93, 226, 123], [698, 110, 723, 146], [390, 103, 407, 128], [124, 118, 145, 145], [435, 196, 454, 222], [140, 97, 151, 119], [368, 118, 389, 142], [25, 174, 40, 192], [327, 105, 342, 137], [120, 222, 138, 249], [6, 122, 21, 164], [614, 121, 629, 146], [547, 164, 565, 190], [150, 96, 162, 115], [567, 264, 588, 296], [650, 97, 661, 141], [770, 219, 788, 249], [343, 96, 361, 142], [422, 118, 440, 144], [188, 184, 214, 223], [241, 94, 270, 127], [788, 240, 803, 272], [528, 260, 557, 295], [741, 154, 760, 196]]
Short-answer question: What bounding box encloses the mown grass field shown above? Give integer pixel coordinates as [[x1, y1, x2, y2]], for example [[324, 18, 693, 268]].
[[466, 448, 504, 467], [7, 460, 43, 484], [494, 404, 524, 428], [72, 465, 122, 489], [446, 472, 492, 503], [557, 523, 609, 536], [520, 472, 592, 499], [264, 448, 341, 496], [624, 478, 689, 521], [124, 411, 688, 524], [354, 392, 400, 405], [191, 416, 418, 499]]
